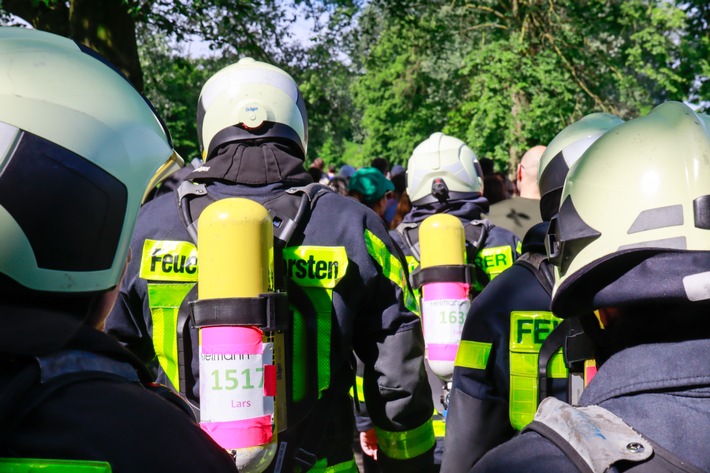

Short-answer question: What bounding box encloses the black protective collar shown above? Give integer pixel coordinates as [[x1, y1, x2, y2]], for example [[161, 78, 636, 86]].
[[188, 141, 312, 186]]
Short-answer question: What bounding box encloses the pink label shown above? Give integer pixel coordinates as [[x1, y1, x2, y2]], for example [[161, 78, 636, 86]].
[[422, 282, 469, 300], [427, 343, 460, 362], [201, 415, 273, 449], [201, 326, 263, 352]]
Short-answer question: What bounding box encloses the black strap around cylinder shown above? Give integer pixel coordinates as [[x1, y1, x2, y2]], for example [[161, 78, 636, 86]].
[[189, 292, 289, 331], [410, 264, 475, 290]]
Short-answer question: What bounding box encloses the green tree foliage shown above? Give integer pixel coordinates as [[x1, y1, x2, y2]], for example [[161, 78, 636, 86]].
[[353, 0, 698, 172], [1, 0, 142, 89], [351, 3, 467, 167], [679, 0, 710, 110], [290, 3, 362, 167], [2, 0, 706, 173], [137, 27, 231, 161], [0, 0, 361, 164]]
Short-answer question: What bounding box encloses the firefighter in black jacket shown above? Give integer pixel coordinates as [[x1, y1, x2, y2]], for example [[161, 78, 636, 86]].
[[0, 27, 237, 473], [441, 113, 624, 473], [106, 58, 435, 473], [392, 132, 521, 292], [472, 102, 710, 473], [356, 132, 520, 470]]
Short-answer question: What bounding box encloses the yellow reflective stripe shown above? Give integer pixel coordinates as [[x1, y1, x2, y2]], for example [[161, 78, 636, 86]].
[[0, 458, 111, 472], [349, 375, 365, 401], [405, 255, 419, 277], [432, 412, 446, 438], [509, 311, 568, 430], [291, 307, 307, 402], [516, 240, 522, 255], [283, 246, 348, 289], [364, 229, 418, 313], [147, 282, 195, 390], [454, 340, 491, 370], [375, 419, 435, 460], [284, 247, 342, 398], [433, 420, 446, 438], [405, 255, 422, 315], [303, 286, 333, 396], [307, 458, 358, 473], [475, 245, 514, 280], [140, 239, 198, 282]]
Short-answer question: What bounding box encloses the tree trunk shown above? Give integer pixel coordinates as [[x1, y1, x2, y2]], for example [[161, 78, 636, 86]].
[[70, 0, 143, 91], [509, 89, 526, 174], [3, 0, 143, 92], [1, 0, 69, 36]]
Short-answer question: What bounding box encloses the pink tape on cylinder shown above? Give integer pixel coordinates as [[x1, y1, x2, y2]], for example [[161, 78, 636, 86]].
[[202, 326, 263, 352], [422, 282, 469, 300], [427, 343, 459, 362], [201, 415, 273, 449]]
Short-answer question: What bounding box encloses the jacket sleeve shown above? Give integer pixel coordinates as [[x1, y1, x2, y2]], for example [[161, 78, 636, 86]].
[[352, 221, 435, 473], [105, 214, 158, 369]]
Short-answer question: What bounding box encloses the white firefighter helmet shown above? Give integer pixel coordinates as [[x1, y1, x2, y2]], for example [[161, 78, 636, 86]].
[[196, 57, 308, 160], [538, 113, 624, 221], [0, 27, 178, 294], [406, 132, 483, 206], [547, 102, 710, 317]]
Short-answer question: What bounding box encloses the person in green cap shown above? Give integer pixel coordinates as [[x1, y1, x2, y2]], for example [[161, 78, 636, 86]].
[[348, 167, 395, 220]]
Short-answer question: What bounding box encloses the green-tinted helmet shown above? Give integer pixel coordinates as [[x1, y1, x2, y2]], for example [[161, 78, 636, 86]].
[[0, 27, 179, 294], [406, 132, 483, 206], [547, 102, 710, 317], [196, 57, 308, 160], [538, 113, 624, 221]]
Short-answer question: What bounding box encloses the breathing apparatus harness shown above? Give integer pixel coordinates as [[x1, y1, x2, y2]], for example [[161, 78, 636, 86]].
[[176, 179, 353, 470]]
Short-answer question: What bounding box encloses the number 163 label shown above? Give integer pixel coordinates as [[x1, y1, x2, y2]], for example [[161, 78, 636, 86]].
[[422, 299, 470, 345]]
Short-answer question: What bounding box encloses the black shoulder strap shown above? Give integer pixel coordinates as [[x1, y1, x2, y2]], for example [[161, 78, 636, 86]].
[[395, 221, 421, 261], [176, 181, 332, 248], [515, 252, 554, 296], [524, 420, 594, 473], [463, 219, 489, 254], [395, 218, 490, 264], [0, 351, 149, 447], [176, 180, 215, 244], [537, 318, 575, 403]]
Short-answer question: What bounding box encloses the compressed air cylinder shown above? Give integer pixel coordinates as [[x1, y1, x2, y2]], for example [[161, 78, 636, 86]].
[[197, 198, 277, 473], [419, 214, 469, 381]]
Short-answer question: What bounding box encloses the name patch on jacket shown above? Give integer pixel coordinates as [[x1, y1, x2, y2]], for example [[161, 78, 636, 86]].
[[283, 246, 348, 288], [511, 311, 561, 349], [140, 239, 198, 282], [474, 246, 514, 277]]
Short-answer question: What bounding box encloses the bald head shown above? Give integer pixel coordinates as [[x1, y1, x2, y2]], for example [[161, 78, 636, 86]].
[[517, 145, 546, 199]]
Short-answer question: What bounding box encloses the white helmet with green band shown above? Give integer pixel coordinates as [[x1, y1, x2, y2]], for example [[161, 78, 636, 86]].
[[538, 113, 624, 221], [0, 27, 178, 294], [196, 57, 308, 160], [406, 132, 483, 206], [548, 101, 710, 317]]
